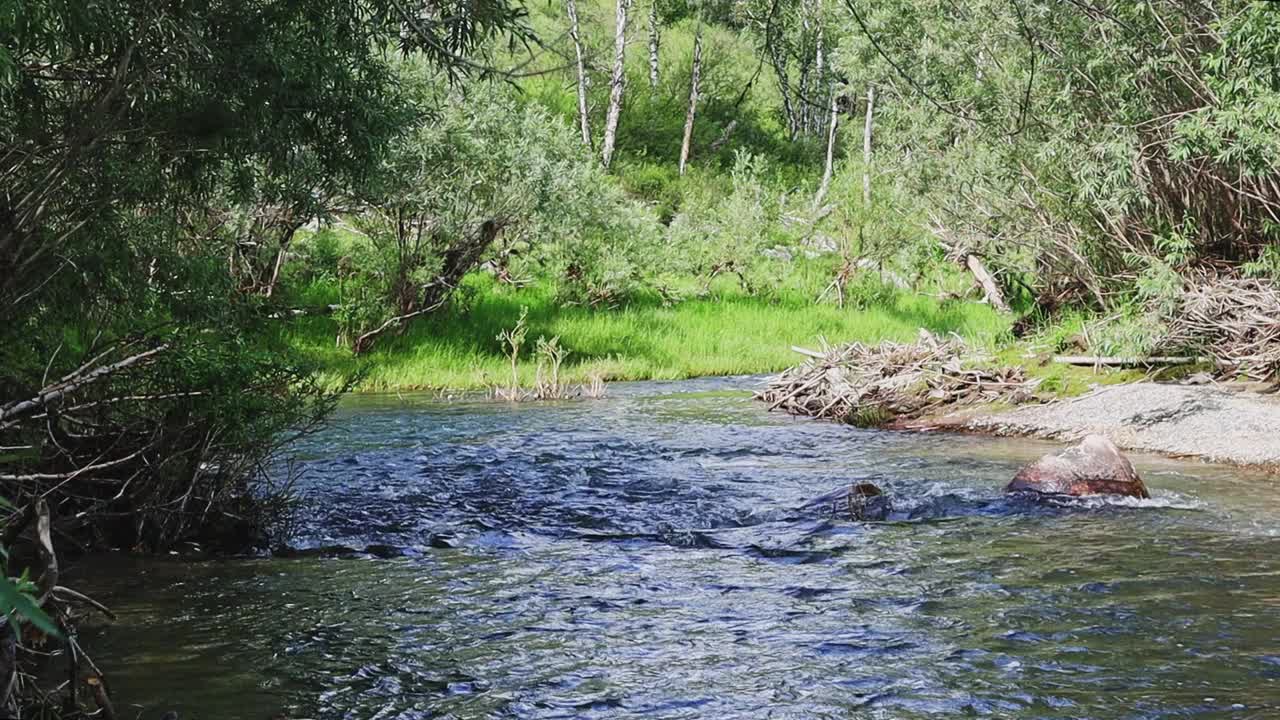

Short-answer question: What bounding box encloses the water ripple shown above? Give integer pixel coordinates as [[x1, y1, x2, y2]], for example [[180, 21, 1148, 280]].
[[73, 377, 1280, 719]]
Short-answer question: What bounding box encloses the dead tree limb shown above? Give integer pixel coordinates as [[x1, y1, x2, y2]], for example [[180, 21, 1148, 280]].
[[1052, 355, 1203, 366], [0, 345, 169, 426], [52, 586, 117, 621], [964, 254, 1011, 313]]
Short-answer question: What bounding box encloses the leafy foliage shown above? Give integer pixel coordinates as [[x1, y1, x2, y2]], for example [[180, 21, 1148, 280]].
[[0, 0, 532, 554], [827, 0, 1280, 308]]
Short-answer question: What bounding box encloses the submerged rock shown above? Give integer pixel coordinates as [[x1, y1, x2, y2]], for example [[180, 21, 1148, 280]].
[[807, 482, 893, 521], [1006, 435, 1150, 498], [847, 482, 892, 521]]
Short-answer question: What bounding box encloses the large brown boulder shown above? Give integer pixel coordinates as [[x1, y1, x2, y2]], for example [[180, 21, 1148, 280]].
[[1006, 435, 1150, 498]]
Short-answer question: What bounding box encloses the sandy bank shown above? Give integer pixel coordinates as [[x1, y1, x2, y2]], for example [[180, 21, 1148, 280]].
[[915, 382, 1280, 468]]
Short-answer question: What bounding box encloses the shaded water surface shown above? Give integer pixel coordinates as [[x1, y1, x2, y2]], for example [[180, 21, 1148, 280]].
[[71, 378, 1280, 719]]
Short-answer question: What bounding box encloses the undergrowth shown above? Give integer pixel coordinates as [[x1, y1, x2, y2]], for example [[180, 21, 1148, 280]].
[[282, 273, 1011, 392]]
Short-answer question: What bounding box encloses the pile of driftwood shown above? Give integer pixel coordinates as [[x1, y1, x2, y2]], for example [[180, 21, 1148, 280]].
[[1160, 276, 1280, 381], [757, 331, 1040, 425]]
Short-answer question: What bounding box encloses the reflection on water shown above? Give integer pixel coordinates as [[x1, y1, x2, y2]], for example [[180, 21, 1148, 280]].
[[69, 377, 1280, 719]]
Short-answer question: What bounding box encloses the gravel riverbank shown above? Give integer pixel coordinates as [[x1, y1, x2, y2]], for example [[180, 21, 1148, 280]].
[[925, 382, 1280, 468]]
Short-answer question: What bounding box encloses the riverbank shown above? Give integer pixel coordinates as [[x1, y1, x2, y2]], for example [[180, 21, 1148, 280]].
[[909, 381, 1280, 468], [756, 333, 1280, 471], [283, 280, 1009, 392]]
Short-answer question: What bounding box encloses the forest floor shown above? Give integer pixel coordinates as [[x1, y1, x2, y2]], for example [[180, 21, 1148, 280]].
[[909, 381, 1280, 468]]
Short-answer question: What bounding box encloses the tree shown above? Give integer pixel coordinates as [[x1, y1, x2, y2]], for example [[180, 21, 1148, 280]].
[[828, 0, 1280, 307], [1, 0, 530, 711], [567, 0, 594, 146], [648, 0, 662, 88], [338, 82, 661, 350], [678, 28, 704, 175], [601, 0, 633, 168]]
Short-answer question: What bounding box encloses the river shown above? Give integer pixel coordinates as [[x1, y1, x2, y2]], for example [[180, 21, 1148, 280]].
[[68, 377, 1280, 719]]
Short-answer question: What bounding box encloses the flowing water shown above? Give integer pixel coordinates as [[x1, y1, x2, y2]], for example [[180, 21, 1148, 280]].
[[69, 378, 1280, 719]]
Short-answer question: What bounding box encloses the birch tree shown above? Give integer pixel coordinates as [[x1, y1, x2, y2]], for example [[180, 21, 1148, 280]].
[[566, 0, 592, 146], [862, 85, 874, 205], [600, 0, 632, 169], [814, 84, 841, 208], [647, 0, 661, 89], [678, 28, 704, 175]]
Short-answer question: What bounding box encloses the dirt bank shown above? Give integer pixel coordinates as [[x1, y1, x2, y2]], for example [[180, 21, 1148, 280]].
[[913, 382, 1280, 468]]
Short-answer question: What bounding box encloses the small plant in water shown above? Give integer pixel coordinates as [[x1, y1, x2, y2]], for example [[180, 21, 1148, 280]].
[[583, 371, 607, 399], [534, 335, 571, 400], [490, 311, 609, 402], [495, 307, 529, 401]]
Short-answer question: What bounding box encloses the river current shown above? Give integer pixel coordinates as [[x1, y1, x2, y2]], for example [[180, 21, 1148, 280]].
[[71, 377, 1280, 719]]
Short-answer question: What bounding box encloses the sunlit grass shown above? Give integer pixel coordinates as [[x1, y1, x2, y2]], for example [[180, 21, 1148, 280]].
[[283, 275, 1011, 392]]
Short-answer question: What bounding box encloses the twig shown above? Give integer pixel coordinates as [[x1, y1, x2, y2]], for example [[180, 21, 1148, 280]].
[[51, 587, 117, 621]]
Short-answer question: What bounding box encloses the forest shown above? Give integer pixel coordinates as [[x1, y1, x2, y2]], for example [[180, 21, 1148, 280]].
[[3, 0, 1280, 716]]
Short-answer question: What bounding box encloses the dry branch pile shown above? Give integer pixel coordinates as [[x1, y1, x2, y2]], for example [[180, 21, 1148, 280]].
[[756, 331, 1040, 426], [1160, 276, 1280, 381]]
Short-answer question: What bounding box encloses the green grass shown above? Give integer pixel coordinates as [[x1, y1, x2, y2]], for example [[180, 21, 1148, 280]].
[[283, 275, 1012, 392], [989, 345, 1146, 397]]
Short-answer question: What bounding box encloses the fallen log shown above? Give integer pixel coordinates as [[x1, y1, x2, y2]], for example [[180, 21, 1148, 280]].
[[268, 304, 340, 319], [1052, 355, 1204, 367], [791, 346, 826, 359]]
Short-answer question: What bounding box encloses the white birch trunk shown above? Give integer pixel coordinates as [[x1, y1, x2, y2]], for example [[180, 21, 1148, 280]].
[[678, 29, 703, 176], [813, 86, 839, 209], [812, 25, 825, 134], [601, 0, 632, 169], [567, 0, 592, 147], [798, 0, 813, 134], [862, 85, 875, 205], [647, 1, 660, 89]]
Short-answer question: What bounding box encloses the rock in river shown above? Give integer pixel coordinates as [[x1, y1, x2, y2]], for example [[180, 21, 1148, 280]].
[[807, 482, 893, 521], [1006, 434, 1150, 499]]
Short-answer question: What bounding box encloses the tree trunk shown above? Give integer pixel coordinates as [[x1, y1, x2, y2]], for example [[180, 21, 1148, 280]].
[[813, 85, 840, 209], [647, 0, 660, 89], [767, 38, 797, 141], [862, 85, 875, 205], [601, 0, 631, 169], [353, 220, 503, 354], [678, 29, 703, 176], [261, 223, 302, 297], [567, 0, 592, 147], [812, 23, 825, 135], [965, 253, 1011, 313], [796, 0, 812, 134]]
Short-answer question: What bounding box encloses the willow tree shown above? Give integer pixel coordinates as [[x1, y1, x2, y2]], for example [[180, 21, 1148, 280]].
[[1, 0, 530, 711], [831, 0, 1280, 306], [0, 6, 533, 712]]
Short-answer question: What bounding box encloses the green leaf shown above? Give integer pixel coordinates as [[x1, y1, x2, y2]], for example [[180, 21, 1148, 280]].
[[0, 577, 62, 640]]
